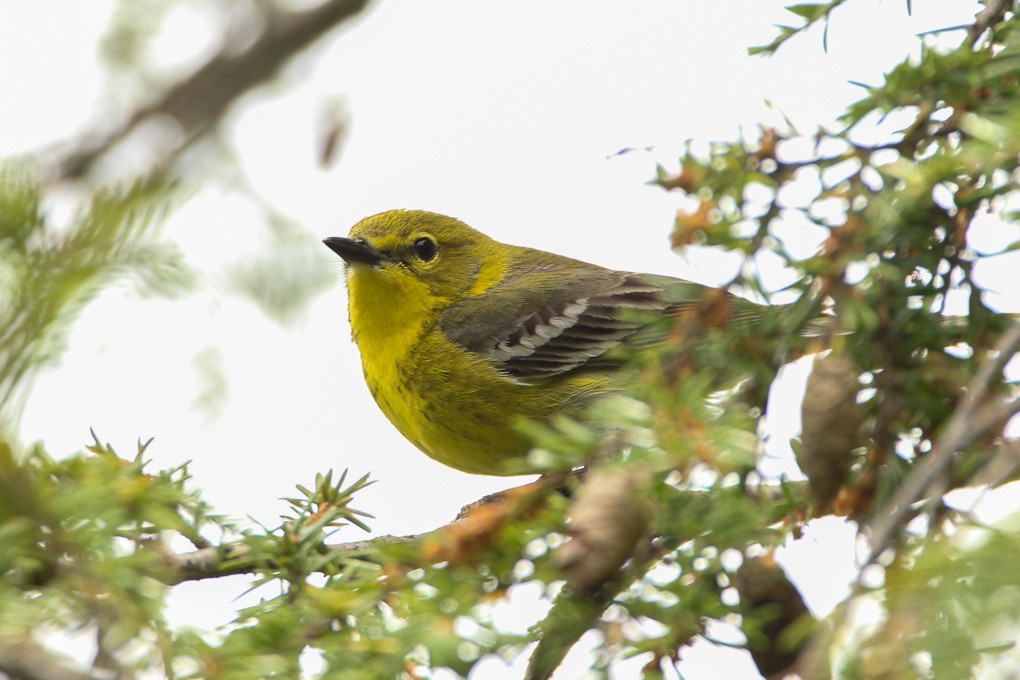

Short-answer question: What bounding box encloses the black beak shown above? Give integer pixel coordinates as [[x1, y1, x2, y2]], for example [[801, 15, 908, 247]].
[[323, 237, 387, 266]]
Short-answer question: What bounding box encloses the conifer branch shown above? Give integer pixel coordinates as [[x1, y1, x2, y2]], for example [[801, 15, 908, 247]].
[[867, 321, 1020, 559]]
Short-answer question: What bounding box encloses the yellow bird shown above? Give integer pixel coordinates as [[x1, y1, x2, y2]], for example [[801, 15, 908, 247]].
[[324, 209, 742, 475]]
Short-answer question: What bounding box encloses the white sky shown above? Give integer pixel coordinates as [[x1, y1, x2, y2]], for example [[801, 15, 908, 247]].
[[4, 1, 1018, 678]]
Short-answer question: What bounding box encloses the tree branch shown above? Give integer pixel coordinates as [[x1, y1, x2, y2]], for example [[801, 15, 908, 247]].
[[165, 474, 569, 583], [53, 0, 373, 180], [969, 0, 1014, 45], [163, 475, 806, 585], [164, 533, 416, 584], [867, 321, 1020, 559], [795, 322, 1020, 679], [969, 438, 1020, 489]]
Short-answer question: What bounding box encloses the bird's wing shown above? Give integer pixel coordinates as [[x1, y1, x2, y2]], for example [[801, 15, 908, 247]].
[[440, 257, 705, 380]]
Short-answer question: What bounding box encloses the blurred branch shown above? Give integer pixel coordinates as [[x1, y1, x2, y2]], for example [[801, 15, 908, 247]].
[[524, 466, 653, 680], [793, 322, 1020, 679], [969, 0, 1014, 44], [867, 321, 1020, 560], [524, 567, 646, 680], [54, 0, 372, 180], [0, 637, 100, 680]]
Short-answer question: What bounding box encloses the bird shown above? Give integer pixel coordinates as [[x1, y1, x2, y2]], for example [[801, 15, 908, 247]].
[[323, 209, 759, 475]]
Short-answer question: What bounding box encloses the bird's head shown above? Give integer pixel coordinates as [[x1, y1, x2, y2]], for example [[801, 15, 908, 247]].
[[324, 209, 511, 328]]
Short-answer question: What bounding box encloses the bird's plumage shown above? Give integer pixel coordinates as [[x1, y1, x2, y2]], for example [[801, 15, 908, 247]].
[[439, 255, 675, 381], [324, 209, 739, 475]]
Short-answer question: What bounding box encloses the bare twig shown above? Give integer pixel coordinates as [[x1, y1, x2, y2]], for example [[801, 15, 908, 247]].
[[54, 0, 372, 180]]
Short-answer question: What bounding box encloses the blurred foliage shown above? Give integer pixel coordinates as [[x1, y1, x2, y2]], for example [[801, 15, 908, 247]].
[[0, 2, 1019, 680], [0, 161, 192, 433], [226, 211, 338, 326], [192, 345, 229, 421]]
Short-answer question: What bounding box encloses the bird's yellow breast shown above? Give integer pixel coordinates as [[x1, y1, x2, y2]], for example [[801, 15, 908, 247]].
[[346, 261, 613, 474], [345, 264, 437, 445], [346, 265, 433, 371]]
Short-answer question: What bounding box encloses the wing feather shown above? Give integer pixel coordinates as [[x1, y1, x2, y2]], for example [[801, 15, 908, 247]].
[[437, 244, 751, 381], [441, 262, 672, 379]]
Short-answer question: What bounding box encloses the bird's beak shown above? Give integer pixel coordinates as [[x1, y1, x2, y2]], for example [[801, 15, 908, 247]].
[[323, 237, 388, 266]]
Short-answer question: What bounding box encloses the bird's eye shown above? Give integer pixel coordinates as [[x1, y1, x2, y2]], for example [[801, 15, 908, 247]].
[[412, 236, 437, 262]]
